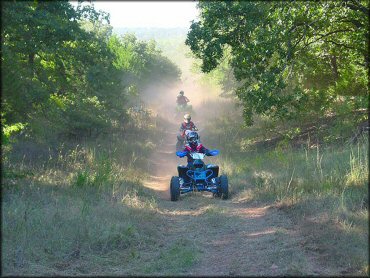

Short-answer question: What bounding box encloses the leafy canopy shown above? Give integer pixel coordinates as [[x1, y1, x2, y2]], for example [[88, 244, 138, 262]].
[[2, 0, 180, 142], [186, 0, 369, 125]]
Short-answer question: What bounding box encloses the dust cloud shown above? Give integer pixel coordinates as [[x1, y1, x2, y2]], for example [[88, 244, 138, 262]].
[[139, 71, 231, 127], [139, 39, 243, 199]]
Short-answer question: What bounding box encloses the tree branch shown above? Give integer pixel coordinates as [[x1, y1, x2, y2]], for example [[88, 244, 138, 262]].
[[302, 28, 354, 49], [322, 39, 358, 50], [343, 0, 369, 15]]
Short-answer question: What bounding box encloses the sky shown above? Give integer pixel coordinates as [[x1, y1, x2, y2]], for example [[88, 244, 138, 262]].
[[71, 1, 199, 29]]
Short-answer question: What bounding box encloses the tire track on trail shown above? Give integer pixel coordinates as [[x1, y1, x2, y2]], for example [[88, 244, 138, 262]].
[[143, 123, 338, 276]]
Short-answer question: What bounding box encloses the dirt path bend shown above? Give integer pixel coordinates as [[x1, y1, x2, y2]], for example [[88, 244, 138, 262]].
[[143, 123, 336, 276]]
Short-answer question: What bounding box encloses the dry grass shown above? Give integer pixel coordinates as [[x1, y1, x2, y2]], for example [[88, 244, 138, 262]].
[[2, 115, 200, 276], [200, 100, 369, 275], [2, 95, 368, 275]]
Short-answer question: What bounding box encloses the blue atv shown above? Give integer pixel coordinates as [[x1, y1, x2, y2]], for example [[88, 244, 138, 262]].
[[170, 150, 229, 201]]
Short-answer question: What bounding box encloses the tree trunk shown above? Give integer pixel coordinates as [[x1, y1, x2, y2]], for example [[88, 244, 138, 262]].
[[28, 53, 35, 66], [330, 55, 339, 80]]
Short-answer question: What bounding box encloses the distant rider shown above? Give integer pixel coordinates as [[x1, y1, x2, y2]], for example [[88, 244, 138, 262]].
[[181, 131, 213, 167], [179, 114, 198, 139], [176, 90, 190, 107]]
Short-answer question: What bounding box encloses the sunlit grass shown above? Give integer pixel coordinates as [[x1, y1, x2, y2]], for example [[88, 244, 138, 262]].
[[200, 100, 368, 274], [142, 238, 199, 275], [1, 116, 172, 276], [2, 148, 161, 275]]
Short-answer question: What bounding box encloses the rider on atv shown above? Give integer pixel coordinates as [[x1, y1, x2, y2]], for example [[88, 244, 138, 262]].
[[181, 131, 214, 168], [172, 131, 227, 201], [176, 90, 190, 107], [176, 114, 198, 151], [179, 114, 198, 137]]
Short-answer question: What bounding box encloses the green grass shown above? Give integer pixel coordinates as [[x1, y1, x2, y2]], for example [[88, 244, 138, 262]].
[[2, 98, 368, 275], [200, 102, 368, 275], [143, 238, 199, 275], [215, 136, 368, 209], [1, 115, 195, 276], [2, 142, 162, 275]]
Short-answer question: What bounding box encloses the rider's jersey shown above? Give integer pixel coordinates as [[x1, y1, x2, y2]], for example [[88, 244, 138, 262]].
[[179, 121, 198, 137], [177, 95, 189, 105], [183, 142, 209, 163], [179, 121, 197, 132], [184, 142, 205, 152]]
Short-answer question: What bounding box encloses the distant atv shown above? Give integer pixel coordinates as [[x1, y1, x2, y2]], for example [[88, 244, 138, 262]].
[[170, 150, 229, 201], [174, 103, 194, 120]]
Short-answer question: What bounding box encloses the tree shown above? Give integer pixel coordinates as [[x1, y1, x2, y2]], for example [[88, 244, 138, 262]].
[[2, 0, 181, 142], [186, 0, 369, 124], [2, 0, 109, 123]]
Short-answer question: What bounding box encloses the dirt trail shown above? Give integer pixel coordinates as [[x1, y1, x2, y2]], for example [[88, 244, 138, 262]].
[[144, 129, 180, 199], [143, 121, 337, 276]]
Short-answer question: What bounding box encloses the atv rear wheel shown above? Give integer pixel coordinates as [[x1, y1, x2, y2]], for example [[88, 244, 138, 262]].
[[219, 175, 229, 200], [170, 176, 180, 201]]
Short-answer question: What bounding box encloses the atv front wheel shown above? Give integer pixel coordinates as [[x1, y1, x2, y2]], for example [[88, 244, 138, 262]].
[[219, 175, 229, 200], [170, 176, 180, 201]]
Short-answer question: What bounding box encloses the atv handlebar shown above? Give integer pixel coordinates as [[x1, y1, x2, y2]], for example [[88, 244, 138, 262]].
[[176, 150, 220, 158], [208, 150, 219, 156], [176, 151, 187, 157]]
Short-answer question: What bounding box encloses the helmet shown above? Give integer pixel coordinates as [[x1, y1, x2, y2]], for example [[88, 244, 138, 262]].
[[186, 131, 198, 144], [179, 90, 184, 95], [184, 114, 191, 123]]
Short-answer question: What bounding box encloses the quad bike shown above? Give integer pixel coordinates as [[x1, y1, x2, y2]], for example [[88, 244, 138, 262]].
[[174, 103, 194, 120], [170, 150, 229, 201]]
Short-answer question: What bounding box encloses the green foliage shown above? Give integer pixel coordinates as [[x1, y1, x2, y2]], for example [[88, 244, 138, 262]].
[[186, 1, 369, 124], [2, 122, 26, 146], [1, 118, 27, 163], [73, 155, 113, 188], [2, 1, 180, 143]]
